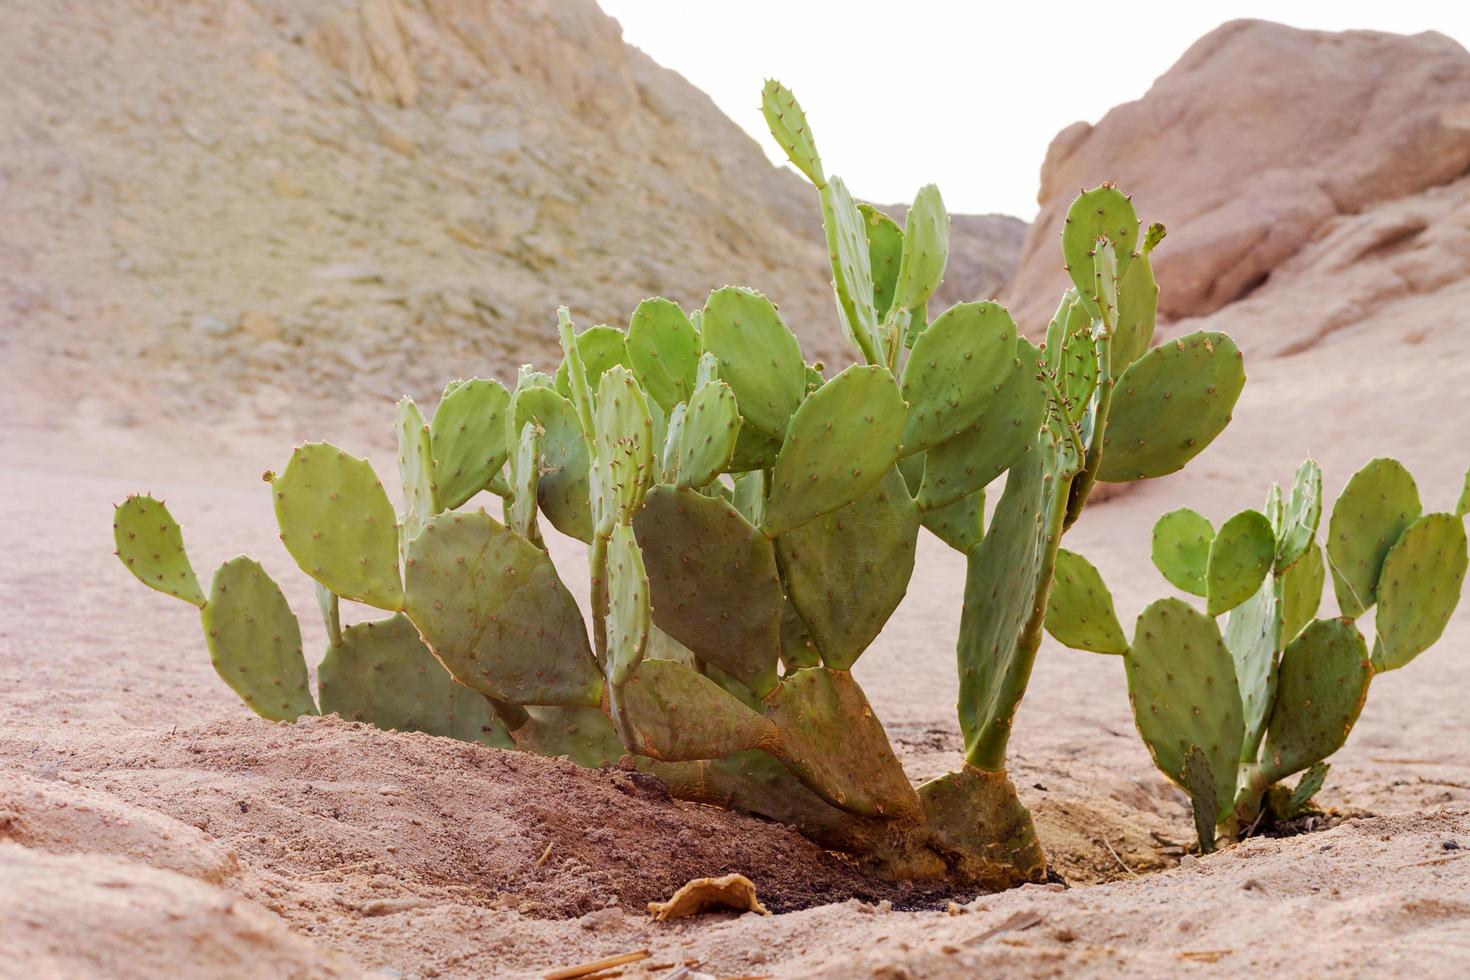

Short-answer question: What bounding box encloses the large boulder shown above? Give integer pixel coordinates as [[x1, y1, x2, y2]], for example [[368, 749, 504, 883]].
[[1005, 20, 1470, 334]]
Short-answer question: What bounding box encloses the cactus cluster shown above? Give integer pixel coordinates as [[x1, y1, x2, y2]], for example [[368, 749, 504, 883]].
[[1045, 458, 1468, 851], [114, 80, 1252, 888]]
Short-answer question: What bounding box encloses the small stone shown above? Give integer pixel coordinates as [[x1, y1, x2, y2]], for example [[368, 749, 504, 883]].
[[191, 314, 233, 336]]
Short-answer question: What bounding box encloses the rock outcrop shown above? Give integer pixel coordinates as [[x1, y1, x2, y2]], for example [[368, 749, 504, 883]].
[[1006, 20, 1470, 336]]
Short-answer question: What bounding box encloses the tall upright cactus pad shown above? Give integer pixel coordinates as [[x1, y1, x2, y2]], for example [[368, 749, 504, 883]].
[[917, 339, 1046, 512], [1280, 543, 1326, 642], [820, 176, 881, 364], [775, 467, 919, 669], [429, 378, 511, 511], [899, 301, 1018, 454], [761, 79, 824, 187], [594, 367, 655, 530], [318, 613, 511, 747], [859, 203, 903, 319], [403, 511, 601, 707], [957, 430, 1067, 770], [113, 495, 205, 607], [1150, 507, 1214, 597], [674, 378, 741, 489], [605, 523, 651, 686], [701, 287, 806, 442], [1125, 598, 1243, 808], [632, 486, 782, 697], [511, 385, 592, 543], [1276, 458, 1323, 570], [396, 397, 437, 552], [1205, 509, 1275, 616], [1043, 549, 1128, 655], [1061, 186, 1138, 319], [1326, 458, 1422, 618], [1457, 465, 1470, 517], [506, 422, 543, 546], [1112, 251, 1158, 372], [202, 557, 317, 722], [1223, 575, 1282, 760], [762, 365, 906, 538], [1258, 617, 1371, 784], [1098, 332, 1245, 482], [1371, 513, 1468, 671], [1182, 746, 1219, 854], [626, 298, 699, 414], [892, 184, 949, 316], [271, 443, 404, 610]]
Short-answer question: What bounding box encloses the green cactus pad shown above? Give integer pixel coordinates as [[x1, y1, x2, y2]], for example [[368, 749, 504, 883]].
[[506, 422, 542, 546], [594, 367, 655, 531], [779, 599, 821, 671], [1182, 746, 1219, 854], [1150, 507, 1214, 597], [701, 286, 806, 441], [1112, 251, 1158, 372], [553, 325, 630, 400], [318, 613, 511, 747], [403, 510, 600, 707], [763, 667, 921, 821], [675, 378, 741, 488], [272, 443, 404, 610], [1055, 300, 1097, 424], [1259, 617, 1370, 783], [626, 298, 700, 414], [1371, 512, 1468, 671], [775, 466, 919, 670], [1043, 291, 1078, 371], [1143, 221, 1167, 253], [820, 177, 881, 363], [728, 425, 784, 474], [957, 430, 1066, 769], [605, 523, 650, 686], [892, 184, 949, 314], [201, 557, 317, 722], [1277, 459, 1323, 571], [512, 705, 626, 768], [620, 659, 774, 761], [1061, 186, 1138, 319], [761, 79, 824, 187], [1326, 458, 1422, 618], [113, 495, 205, 607], [1125, 598, 1244, 807], [632, 485, 781, 697], [859, 203, 903, 319], [1206, 509, 1275, 616], [1223, 573, 1281, 761], [920, 487, 984, 553], [762, 364, 906, 538], [316, 582, 342, 647], [429, 378, 511, 511], [396, 397, 437, 554], [511, 385, 592, 543], [1280, 543, 1326, 642], [1287, 761, 1330, 817], [899, 301, 1019, 455], [1044, 549, 1128, 655], [1457, 465, 1469, 517], [1098, 331, 1245, 483], [917, 339, 1047, 512]]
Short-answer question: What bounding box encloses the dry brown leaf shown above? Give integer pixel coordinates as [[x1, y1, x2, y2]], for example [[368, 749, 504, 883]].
[[647, 873, 770, 921]]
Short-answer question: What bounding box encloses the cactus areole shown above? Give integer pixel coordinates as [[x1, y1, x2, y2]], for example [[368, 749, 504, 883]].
[[112, 82, 1262, 890]]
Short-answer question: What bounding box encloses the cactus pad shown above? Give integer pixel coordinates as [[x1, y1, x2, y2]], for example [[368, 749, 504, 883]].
[[675, 378, 741, 488], [701, 286, 806, 441], [1259, 617, 1370, 783], [1112, 251, 1158, 372], [1371, 512, 1468, 671], [429, 378, 511, 511], [917, 339, 1047, 512], [1044, 549, 1128, 655], [506, 422, 542, 545], [775, 466, 919, 669], [762, 364, 906, 538], [201, 556, 317, 722], [396, 397, 437, 553], [1126, 598, 1243, 807], [1150, 507, 1214, 597], [900, 301, 1018, 454], [859, 203, 903, 319], [1205, 509, 1274, 616], [1326, 458, 1422, 618], [512, 705, 626, 768], [632, 485, 781, 697], [512, 385, 592, 543], [920, 487, 985, 553], [1457, 465, 1469, 517], [605, 523, 650, 686], [1223, 574, 1282, 760], [113, 495, 205, 607], [1061, 186, 1138, 318], [1182, 745, 1219, 853], [594, 367, 655, 530], [553, 325, 630, 399], [820, 176, 881, 363], [1281, 543, 1326, 642], [761, 79, 824, 187], [892, 184, 949, 315], [272, 443, 404, 610], [620, 658, 774, 761], [403, 510, 600, 707], [627, 298, 700, 414], [318, 613, 511, 747], [1276, 459, 1323, 570]]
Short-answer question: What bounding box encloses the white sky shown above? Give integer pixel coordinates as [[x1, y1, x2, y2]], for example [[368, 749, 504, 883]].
[[598, 1, 1470, 219]]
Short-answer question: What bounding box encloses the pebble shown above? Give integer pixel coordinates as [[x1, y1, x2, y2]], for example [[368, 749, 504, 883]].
[[191, 313, 233, 335]]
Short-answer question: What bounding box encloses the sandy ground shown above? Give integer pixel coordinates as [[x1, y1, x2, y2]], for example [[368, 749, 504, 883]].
[[2, 284, 1469, 978]]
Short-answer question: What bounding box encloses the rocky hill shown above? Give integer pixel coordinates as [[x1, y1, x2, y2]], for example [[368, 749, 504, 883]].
[[0, 0, 1024, 437]]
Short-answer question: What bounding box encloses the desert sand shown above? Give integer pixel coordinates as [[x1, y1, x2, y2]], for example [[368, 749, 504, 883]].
[[3, 3, 1469, 978]]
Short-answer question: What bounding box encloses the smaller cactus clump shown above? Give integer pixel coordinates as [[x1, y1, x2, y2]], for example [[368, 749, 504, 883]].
[[1045, 458, 1468, 852]]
